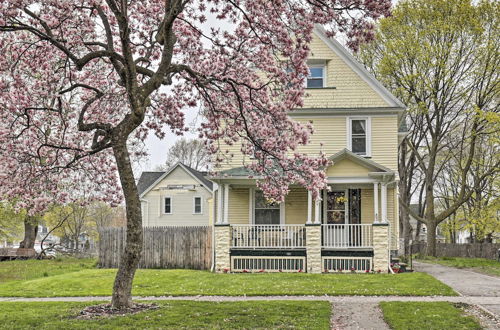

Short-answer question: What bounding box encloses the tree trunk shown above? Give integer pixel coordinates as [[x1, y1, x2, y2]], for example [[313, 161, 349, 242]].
[[111, 142, 143, 309], [426, 221, 438, 257], [19, 215, 38, 249]]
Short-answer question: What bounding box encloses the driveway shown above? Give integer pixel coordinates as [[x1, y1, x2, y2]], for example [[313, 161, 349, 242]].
[[414, 261, 500, 317]]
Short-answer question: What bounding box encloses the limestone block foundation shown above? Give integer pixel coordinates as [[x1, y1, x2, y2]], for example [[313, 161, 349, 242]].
[[306, 224, 322, 273], [214, 225, 231, 272], [372, 223, 390, 273]]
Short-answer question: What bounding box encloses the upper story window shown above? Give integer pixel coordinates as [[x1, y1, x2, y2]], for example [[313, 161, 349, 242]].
[[193, 197, 202, 214], [164, 197, 172, 214], [307, 65, 325, 88], [348, 118, 371, 156]]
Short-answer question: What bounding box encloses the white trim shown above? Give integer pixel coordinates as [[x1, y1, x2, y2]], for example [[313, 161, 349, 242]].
[[381, 183, 388, 223], [327, 177, 378, 184], [306, 63, 326, 88], [249, 188, 254, 224], [313, 26, 406, 109], [223, 184, 229, 224], [163, 196, 173, 215], [347, 117, 371, 157], [280, 198, 285, 225], [314, 198, 321, 224], [193, 196, 203, 215], [216, 187, 223, 224], [307, 191, 312, 224], [322, 189, 328, 223], [373, 183, 379, 223]]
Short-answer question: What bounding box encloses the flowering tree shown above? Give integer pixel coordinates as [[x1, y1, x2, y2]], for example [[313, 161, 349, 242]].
[[0, 0, 390, 308]]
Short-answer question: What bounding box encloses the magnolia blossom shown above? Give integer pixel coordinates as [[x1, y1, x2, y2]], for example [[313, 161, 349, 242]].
[[0, 0, 391, 210]]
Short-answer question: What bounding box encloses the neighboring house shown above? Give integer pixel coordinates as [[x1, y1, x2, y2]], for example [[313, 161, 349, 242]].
[[138, 162, 214, 226], [210, 26, 407, 273]]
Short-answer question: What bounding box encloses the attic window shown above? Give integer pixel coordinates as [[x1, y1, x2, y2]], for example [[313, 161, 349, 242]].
[[307, 65, 325, 88]]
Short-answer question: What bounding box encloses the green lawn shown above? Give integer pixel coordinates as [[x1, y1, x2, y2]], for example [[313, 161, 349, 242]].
[[0, 258, 96, 283], [0, 300, 331, 329], [0, 268, 456, 297], [417, 256, 500, 277], [380, 302, 481, 330]]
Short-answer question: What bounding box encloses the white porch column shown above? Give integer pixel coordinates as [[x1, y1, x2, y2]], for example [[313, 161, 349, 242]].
[[373, 182, 379, 223], [223, 184, 230, 224], [307, 191, 312, 224], [381, 183, 388, 223], [314, 196, 321, 224], [217, 187, 223, 224]]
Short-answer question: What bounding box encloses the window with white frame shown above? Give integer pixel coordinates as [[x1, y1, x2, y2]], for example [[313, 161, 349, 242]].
[[164, 197, 172, 214], [254, 190, 280, 224], [348, 118, 370, 156], [193, 197, 202, 214], [306, 65, 325, 88]]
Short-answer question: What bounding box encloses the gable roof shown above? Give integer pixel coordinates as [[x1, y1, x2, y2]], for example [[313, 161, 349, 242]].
[[182, 164, 213, 191], [328, 149, 394, 173], [313, 26, 406, 109], [137, 172, 164, 196], [138, 162, 213, 198]]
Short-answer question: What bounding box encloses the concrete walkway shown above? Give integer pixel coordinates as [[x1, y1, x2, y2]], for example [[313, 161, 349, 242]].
[[414, 261, 500, 318]]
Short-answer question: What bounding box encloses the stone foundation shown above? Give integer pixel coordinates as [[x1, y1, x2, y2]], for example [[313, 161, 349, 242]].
[[372, 223, 390, 273], [306, 224, 322, 273], [214, 225, 231, 272]]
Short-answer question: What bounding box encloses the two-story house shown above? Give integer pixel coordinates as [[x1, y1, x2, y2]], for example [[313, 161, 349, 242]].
[[210, 27, 406, 273]]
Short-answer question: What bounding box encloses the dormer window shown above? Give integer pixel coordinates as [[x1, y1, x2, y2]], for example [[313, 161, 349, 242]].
[[307, 65, 325, 88], [348, 117, 371, 157]]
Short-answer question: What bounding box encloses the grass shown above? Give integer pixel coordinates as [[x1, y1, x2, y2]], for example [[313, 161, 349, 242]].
[[0, 258, 96, 283], [0, 267, 456, 297], [0, 300, 331, 329], [380, 302, 481, 330], [417, 256, 500, 277]]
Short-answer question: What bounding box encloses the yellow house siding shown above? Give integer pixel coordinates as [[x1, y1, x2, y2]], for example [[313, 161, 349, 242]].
[[361, 189, 374, 224], [303, 34, 390, 109], [284, 187, 308, 224], [228, 187, 250, 224], [327, 159, 371, 177], [371, 116, 398, 171], [294, 116, 346, 156]]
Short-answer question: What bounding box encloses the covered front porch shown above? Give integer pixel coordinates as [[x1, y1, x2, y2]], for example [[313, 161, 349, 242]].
[[212, 149, 397, 273]]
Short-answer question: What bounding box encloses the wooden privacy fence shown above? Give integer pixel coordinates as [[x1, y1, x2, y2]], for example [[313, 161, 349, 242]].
[[411, 242, 500, 260], [99, 226, 212, 269]]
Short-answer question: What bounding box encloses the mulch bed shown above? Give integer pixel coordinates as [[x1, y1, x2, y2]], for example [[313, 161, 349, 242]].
[[76, 303, 159, 319]]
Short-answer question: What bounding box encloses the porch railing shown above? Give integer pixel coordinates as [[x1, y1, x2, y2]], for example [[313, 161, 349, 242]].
[[322, 224, 373, 249], [231, 225, 306, 249]]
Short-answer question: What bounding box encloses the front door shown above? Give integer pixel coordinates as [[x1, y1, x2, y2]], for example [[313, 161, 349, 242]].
[[324, 190, 348, 247]]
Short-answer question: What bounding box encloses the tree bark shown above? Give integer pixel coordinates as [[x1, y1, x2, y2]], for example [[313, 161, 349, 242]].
[[19, 215, 38, 249], [111, 142, 143, 309], [426, 221, 438, 257]]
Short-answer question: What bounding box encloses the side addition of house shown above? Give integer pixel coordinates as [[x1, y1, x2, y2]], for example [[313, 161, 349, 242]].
[[210, 27, 407, 273], [138, 163, 214, 226]]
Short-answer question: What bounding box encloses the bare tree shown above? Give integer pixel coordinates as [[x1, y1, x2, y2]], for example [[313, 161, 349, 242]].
[[163, 138, 210, 171]]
